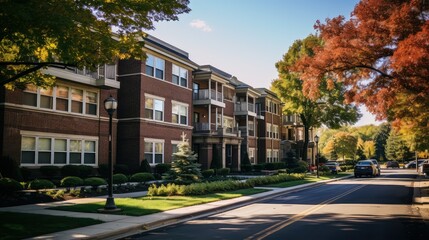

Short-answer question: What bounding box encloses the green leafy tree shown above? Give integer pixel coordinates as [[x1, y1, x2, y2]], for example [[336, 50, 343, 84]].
[[0, 0, 190, 89], [334, 132, 358, 160], [272, 34, 360, 163], [166, 133, 202, 184], [385, 130, 414, 161], [374, 123, 390, 161]]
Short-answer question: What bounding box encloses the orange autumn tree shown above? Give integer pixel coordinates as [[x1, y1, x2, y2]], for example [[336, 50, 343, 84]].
[[293, 0, 429, 150]]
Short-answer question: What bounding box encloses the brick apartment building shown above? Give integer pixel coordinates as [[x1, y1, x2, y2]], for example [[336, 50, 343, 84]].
[[0, 34, 316, 173]]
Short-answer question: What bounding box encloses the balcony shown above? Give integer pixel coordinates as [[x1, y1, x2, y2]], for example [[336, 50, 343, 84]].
[[193, 122, 240, 137], [193, 89, 225, 108], [238, 126, 255, 137], [43, 64, 120, 89], [234, 102, 257, 117]]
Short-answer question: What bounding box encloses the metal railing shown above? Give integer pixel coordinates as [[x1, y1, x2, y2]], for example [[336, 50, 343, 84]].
[[235, 102, 255, 112], [67, 64, 116, 80], [193, 89, 223, 101]]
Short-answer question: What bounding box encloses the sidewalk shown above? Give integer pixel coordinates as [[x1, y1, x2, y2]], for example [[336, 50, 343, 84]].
[[413, 173, 429, 221], [1, 174, 427, 240]]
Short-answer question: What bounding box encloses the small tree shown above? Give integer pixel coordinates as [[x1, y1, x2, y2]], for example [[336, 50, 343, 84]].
[[166, 132, 202, 184], [139, 159, 152, 173]]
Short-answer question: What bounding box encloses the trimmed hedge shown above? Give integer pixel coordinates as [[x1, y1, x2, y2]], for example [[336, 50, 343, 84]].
[[78, 165, 93, 178], [148, 180, 253, 196], [216, 168, 230, 177], [60, 176, 84, 189], [61, 165, 80, 177], [130, 172, 155, 183], [113, 173, 128, 185], [40, 166, 60, 178], [0, 177, 24, 194], [155, 163, 171, 175], [28, 179, 55, 190], [83, 177, 107, 188], [246, 173, 306, 186], [201, 169, 215, 178]]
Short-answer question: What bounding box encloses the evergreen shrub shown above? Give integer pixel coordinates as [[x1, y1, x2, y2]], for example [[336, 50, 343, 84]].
[[40, 166, 60, 179], [201, 169, 215, 178], [0, 177, 24, 194], [130, 172, 155, 183], [83, 177, 107, 188], [60, 176, 84, 189], [113, 173, 128, 185], [28, 179, 55, 190]]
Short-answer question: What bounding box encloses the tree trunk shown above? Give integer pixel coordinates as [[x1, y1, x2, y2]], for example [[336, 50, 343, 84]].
[[302, 125, 310, 164]]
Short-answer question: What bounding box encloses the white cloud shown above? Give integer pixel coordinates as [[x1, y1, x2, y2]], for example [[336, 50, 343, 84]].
[[189, 19, 212, 32]]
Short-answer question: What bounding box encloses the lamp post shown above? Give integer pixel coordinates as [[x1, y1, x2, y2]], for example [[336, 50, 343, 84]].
[[104, 95, 118, 210], [314, 135, 319, 178]]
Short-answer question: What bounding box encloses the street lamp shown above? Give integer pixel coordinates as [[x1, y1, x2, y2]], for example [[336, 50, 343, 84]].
[[103, 95, 119, 211], [314, 135, 319, 178]]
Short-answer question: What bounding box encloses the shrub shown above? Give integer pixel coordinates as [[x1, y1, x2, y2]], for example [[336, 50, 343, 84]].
[[113, 173, 128, 185], [83, 177, 107, 188], [97, 164, 109, 178], [216, 168, 230, 177], [155, 163, 171, 175], [78, 165, 93, 178], [246, 173, 306, 187], [0, 177, 24, 194], [139, 159, 152, 173], [265, 162, 286, 170], [240, 164, 252, 172], [130, 172, 155, 183], [201, 169, 215, 178], [61, 165, 80, 177], [114, 164, 129, 174], [39, 166, 60, 179], [0, 156, 23, 181], [289, 161, 309, 173], [20, 167, 32, 181], [148, 180, 253, 196], [319, 165, 330, 174], [253, 164, 265, 172], [28, 179, 55, 190], [60, 176, 84, 189]]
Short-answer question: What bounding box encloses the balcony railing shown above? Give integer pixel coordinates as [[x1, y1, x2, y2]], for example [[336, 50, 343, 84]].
[[193, 89, 223, 102], [235, 102, 255, 112], [66, 64, 116, 81], [194, 122, 239, 136]]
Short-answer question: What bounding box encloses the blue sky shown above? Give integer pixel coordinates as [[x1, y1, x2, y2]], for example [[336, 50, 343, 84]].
[[148, 0, 383, 126]]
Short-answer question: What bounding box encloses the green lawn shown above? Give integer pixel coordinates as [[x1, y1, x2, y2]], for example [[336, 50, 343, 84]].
[[50, 188, 268, 216], [0, 212, 102, 240], [267, 173, 351, 188]]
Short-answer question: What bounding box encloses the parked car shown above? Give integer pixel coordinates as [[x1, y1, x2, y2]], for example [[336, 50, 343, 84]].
[[418, 159, 429, 173], [370, 159, 381, 176], [324, 161, 342, 174], [354, 160, 378, 178], [404, 160, 425, 169], [386, 161, 400, 169]]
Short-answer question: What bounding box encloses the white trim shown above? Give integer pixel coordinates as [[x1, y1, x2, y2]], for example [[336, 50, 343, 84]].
[[144, 138, 165, 143], [144, 93, 165, 101], [171, 100, 189, 107], [171, 140, 181, 145], [145, 45, 198, 69], [20, 130, 98, 140]]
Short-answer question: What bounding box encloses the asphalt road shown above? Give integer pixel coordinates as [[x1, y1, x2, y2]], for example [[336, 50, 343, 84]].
[[124, 169, 428, 240]]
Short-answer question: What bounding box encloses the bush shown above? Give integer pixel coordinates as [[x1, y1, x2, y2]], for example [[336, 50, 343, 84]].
[[83, 177, 107, 188], [114, 164, 129, 174], [40, 166, 60, 179], [113, 173, 128, 185], [253, 164, 265, 172], [201, 169, 215, 178], [20, 167, 32, 181], [265, 162, 286, 170], [289, 161, 309, 173], [318, 165, 331, 174], [0, 156, 23, 181], [60, 176, 84, 189], [78, 165, 93, 178], [0, 177, 24, 194], [28, 179, 55, 190], [246, 173, 306, 186], [130, 172, 155, 183], [61, 165, 80, 177], [148, 180, 253, 196], [240, 164, 252, 172], [139, 159, 152, 173], [155, 163, 171, 175], [216, 168, 230, 177]]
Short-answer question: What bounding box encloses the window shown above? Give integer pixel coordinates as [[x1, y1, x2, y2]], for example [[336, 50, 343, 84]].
[[249, 148, 255, 164], [172, 64, 188, 87], [22, 85, 98, 116], [266, 123, 271, 138], [273, 150, 279, 162], [145, 54, 165, 80], [248, 120, 255, 136], [172, 102, 188, 125], [267, 149, 272, 163], [20, 135, 97, 165], [224, 117, 234, 133], [145, 97, 164, 121], [145, 140, 164, 164], [273, 125, 279, 139]]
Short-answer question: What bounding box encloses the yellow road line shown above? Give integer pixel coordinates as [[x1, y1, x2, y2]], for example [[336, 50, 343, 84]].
[[245, 184, 366, 240]]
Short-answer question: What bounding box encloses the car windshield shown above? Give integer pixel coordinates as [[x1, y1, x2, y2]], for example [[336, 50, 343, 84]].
[[357, 161, 371, 166]]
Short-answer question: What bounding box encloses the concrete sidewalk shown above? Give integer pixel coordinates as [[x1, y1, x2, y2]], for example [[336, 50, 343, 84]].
[[1, 174, 427, 240]]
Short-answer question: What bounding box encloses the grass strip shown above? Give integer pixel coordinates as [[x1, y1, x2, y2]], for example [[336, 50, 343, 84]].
[[50, 188, 268, 216], [0, 212, 102, 240]]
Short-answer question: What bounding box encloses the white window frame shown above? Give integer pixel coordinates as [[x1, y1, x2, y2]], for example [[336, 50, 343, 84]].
[[267, 149, 272, 163], [171, 100, 188, 125], [20, 131, 98, 166], [266, 123, 271, 138], [144, 138, 165, 165], [22, 84, 99, 116], [249, 148, 255, 164], [273, 150, 279, 162], [144, 94, 165, 122], [145, 54, 165, 80], [172, 64, 188, 87]]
